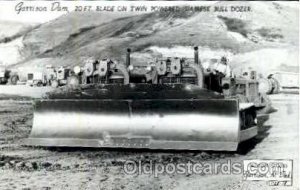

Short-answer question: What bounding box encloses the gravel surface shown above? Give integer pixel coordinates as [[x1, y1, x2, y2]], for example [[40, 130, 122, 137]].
[[0, 90, 298, 190]]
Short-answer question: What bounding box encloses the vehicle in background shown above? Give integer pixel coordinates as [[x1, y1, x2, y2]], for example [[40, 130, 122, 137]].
[[45, 65, 57, 86], [258, 71, 299, 94], [0, 66, 19, 85], [271, 71, 299, 94], [26, 72, 47, 87], [0, 67, 9, 84], [50, 66, 71, 88]]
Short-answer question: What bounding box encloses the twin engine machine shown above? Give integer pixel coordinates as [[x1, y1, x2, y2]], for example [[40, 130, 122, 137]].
[[23, 47, 266, 151]]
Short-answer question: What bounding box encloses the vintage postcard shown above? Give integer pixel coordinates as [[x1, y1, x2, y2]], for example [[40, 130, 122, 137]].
[[0, 1, 299, 189]]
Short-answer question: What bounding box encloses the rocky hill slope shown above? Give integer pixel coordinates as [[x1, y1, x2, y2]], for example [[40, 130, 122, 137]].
[[0, 2, 298, 76]]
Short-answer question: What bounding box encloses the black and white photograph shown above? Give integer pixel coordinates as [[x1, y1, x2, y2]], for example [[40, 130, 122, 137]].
[[0, 1, 299, 189]]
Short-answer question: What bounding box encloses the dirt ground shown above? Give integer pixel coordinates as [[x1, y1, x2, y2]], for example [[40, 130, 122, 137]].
[[0, 86, 298, 190]]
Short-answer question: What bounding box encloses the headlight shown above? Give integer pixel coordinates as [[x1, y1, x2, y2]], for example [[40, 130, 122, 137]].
[[73, 66, 81, 74], [128, 65, 134, 71]]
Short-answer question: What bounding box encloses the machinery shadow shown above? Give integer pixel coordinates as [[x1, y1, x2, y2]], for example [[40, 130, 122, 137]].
[[267, 107, 278, 114], [46, 145, 231, 155], [237, 114, 272, 155]]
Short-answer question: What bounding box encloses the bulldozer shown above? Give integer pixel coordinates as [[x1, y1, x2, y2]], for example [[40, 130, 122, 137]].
[[23, 47, 263, 151]]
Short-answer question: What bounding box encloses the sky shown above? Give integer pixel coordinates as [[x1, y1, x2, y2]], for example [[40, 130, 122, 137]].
[[0, 1, 298, 24]]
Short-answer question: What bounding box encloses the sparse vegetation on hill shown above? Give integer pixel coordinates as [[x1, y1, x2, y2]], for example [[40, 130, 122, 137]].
[[0, 2, 298, 76], [218, 16, 249, 37]]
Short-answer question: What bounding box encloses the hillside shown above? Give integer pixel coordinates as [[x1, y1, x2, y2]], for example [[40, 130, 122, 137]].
[[0, 20, 36, 43], [1, 2, 298, 77], [0, 21, 37, 66]]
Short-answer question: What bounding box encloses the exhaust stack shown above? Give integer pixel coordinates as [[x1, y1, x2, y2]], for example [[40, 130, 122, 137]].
[[126, 48, 131, 67], [194, 47, 199, 65]]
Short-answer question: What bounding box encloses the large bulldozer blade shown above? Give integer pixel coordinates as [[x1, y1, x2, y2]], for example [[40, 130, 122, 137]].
[[23, 98, 240, 151]]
